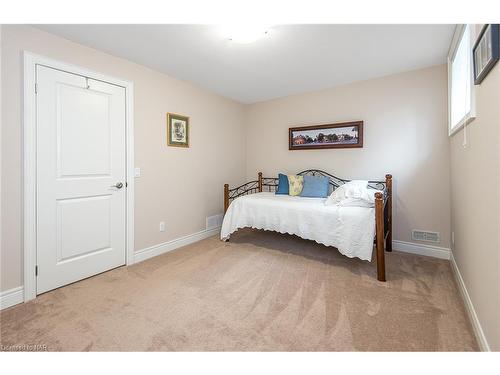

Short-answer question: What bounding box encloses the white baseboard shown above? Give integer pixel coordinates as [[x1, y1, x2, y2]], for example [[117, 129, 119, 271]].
[[0, 286, 24, 310], [392, 240, 451, 259], [134, 227, 221, 264], [450, 252, 490, 351]]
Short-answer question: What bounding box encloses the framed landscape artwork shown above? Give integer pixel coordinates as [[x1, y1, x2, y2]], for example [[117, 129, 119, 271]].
[[473, 24, 499, 85], [167, 113, 189, 148], [289, 121, 363, 150]]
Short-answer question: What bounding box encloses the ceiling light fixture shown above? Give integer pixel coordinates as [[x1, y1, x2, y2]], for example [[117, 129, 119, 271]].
[[218, 25, 271, 44]]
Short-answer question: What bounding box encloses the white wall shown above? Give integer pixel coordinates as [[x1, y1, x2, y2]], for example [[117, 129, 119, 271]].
[[0, 25, 247, 291], [0, 25, 3, 292], [450, 59, 500, 350], [245, 65, 451, 247]]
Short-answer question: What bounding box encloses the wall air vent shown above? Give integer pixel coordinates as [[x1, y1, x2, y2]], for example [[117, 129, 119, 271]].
[[412, 230, 440, 243], [206, 214, 224, 230]]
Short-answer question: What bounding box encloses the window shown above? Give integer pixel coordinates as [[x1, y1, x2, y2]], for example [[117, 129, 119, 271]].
[[448, 25, 475, 135]]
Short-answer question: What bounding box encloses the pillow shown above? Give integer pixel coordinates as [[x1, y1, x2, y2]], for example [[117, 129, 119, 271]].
[[325, 180, 375, 206], [275, 173, 289, 195], [300, 175, 329, 198], [287, 175, 304, 196], [337, 197, 378, 208]]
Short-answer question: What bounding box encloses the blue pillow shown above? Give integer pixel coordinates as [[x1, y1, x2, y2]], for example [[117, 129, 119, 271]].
[[275, 173, 289, 195], [300, 175, 329, 198]]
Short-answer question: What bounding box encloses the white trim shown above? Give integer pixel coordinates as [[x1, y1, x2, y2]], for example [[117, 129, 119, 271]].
[[448, 115, 476, 137], [134, 227, 221, 264], [23, 52, 37, 302], [392, 240, 451, 259], [0, 287, 24, 310], [23, 52, 135, 302], [450, 252, 491, 351], [448, 24, 476, 136], [125, 78, 135, 266]]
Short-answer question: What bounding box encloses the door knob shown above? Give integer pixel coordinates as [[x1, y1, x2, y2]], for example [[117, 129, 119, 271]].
[[111, 182, 124, 189]]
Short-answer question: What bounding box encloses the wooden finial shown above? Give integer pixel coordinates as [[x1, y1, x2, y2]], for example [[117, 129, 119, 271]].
[[385, 174, 393, 189]]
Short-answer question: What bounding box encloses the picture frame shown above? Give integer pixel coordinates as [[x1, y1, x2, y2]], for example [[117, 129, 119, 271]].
[[289, 121, 363, 150], [473, 24, 499, 85], [167, 113, 189, 148]]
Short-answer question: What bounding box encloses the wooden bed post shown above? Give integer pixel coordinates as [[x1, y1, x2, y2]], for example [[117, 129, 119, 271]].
[[375, 192, 386, 282], [258, 172, 263, 192], [385, 174, 393, 252], [224, 184, 229, 214]]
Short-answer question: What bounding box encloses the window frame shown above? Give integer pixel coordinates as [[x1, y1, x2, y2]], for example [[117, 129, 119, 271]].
[[447, 24, 476, 136]]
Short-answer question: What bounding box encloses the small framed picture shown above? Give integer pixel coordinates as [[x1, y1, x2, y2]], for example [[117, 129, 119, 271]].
[[289, 121, 363, 150], [167, 113, 189, 148], [473, 24, 499, 85]]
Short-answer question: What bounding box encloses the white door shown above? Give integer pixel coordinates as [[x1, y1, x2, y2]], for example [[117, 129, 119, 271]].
[[36, 65, 127, 294]]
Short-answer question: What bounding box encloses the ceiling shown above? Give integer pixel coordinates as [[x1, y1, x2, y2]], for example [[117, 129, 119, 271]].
[[35, 24, 455, 104]]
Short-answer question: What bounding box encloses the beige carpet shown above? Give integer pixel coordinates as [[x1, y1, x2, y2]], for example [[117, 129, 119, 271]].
[[0, 229, 478, 351]]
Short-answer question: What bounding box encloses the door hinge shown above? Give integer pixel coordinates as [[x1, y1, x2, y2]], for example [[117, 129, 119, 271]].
[[125, 181, 128, 187], [35, 265, 38, 276], [35, 83, 38, 94]]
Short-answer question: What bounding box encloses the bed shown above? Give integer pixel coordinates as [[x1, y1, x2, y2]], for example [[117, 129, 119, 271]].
[[221, 170, 393, 281]]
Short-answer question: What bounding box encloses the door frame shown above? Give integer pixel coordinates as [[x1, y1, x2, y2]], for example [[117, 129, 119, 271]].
[[23, 52, 135, 302]]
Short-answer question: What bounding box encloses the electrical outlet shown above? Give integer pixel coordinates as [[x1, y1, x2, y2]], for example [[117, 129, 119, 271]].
[[159, 221, 165, 232], [134, 167, 141, 177]]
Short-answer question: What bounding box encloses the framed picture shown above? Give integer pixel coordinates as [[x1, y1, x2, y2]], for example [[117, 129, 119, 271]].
[[289, 121, 363, 150], [473, 24, 499, 85], [167, 113, 189, 148]]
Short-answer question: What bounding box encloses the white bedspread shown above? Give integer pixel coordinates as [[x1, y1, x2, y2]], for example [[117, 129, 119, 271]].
[[220, 192, 376, 261]]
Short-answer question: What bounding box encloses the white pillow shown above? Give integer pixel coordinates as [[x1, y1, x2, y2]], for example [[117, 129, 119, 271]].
[[325, 180, 367, 205], [338, 197, 375, 208], [325, 180, 382, 207]]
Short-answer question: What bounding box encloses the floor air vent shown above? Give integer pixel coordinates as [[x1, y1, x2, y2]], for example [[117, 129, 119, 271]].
[[412, 230, 440, 243], [206, 214, 223, 230]]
